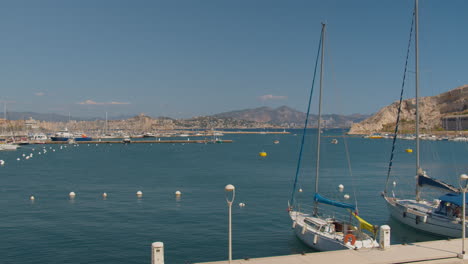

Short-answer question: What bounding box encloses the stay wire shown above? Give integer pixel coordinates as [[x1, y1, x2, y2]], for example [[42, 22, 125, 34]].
[[290, 26, 324, 207], [384, 9, 415, 194]]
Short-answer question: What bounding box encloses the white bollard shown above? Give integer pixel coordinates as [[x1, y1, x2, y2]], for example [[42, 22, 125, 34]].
[[151, 242, 164, 264], [379, 225, 391, 249]]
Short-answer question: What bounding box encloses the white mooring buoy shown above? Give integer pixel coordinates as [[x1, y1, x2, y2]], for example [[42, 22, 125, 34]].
[[136, 191, 143, 197], [30, 195, 35, 201], [102, 192, 108, 199], [344, 194, 350, 200], [0, 160, 4, 166], [17, 158, 20, 161], [175, 191, 181, 197], [239, 202, 246, 207], [338, 184, 344, 192], [298, 188, 303, 193], [69, 192, 76, 198]]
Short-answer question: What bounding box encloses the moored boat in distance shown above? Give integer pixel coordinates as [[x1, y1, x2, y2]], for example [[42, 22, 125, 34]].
[[0, 142, 19, 151], [50, 128, 72, 142], [29, 133, 48, 143], [74, 134, 93, 142], [122, 135, 131, 143], [143, 132, 156, 138]]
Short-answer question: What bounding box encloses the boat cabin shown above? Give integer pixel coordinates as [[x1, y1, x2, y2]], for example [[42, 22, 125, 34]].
[[435, 193, 468, 218], [304, 217, 335, 233]]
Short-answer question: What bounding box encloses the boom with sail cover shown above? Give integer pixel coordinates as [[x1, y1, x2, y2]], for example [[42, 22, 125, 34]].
[[314, 193, 356, 211], [417, 174, 459, 193]]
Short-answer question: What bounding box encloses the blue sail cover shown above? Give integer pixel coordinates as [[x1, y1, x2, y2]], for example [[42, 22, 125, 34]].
[[417, 174, 458, 193], [438, 193, 468, 206], [314, 193, 356, 211]]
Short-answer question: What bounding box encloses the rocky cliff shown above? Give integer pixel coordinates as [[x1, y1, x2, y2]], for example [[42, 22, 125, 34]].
[[348, 85, 468, 134]]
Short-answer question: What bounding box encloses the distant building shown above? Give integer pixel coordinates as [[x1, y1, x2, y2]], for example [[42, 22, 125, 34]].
[[441, 115, 468, 131], [25, 117, 39, 129]]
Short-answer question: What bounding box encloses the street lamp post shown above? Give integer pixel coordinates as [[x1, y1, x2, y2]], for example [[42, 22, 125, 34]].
[[225, 184, 235, 264], [458, 174, 468, 259]]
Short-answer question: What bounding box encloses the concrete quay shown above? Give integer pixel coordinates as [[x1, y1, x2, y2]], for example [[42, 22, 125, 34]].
[[43, 139, 233, 144], [196, 239, 468, 264], [220, 131, 289, 134]]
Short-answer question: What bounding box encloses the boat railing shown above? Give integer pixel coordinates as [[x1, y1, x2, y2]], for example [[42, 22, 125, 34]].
[[297, 203, 352, 221]]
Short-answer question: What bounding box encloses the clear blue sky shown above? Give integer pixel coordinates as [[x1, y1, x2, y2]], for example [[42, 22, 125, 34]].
[[0, 0, 466, 118]]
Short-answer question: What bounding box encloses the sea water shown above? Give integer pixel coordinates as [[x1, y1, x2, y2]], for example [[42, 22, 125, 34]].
[[0, 129, 467, 264]]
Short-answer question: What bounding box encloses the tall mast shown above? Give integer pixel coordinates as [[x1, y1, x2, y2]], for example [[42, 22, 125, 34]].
[[105, 112, 108, 135], [415, 0, 422, 201], [315, 23, 325, 195]]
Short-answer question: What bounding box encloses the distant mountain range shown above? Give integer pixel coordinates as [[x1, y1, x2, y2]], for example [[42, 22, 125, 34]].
[[213, 106, 370, 128], [4, 106, 370, 128], [3, 112, 135, 122]]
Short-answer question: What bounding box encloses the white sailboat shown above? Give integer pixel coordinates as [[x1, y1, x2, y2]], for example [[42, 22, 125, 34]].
[[0, 102, 19, 151], [288, 23, 378, 251], [383, 0, 466, 238], [0, 143, 19, 151]]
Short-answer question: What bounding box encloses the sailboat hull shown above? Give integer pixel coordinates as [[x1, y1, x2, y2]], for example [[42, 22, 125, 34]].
[[0, 144, 19, 151], [290, 211, 350, 251], [289, 211, 378, 251], [384, 196, 466, 238]]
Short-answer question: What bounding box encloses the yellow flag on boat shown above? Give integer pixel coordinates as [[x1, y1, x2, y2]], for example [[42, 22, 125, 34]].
[[352, 212, 377, 235]]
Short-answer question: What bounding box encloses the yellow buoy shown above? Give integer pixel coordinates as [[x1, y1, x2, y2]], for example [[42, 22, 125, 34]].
[[405, 148, 413, 153], [259, 151, 267, 157]]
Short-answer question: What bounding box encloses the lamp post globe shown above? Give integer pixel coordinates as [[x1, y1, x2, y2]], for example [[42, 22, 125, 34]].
[[225, 184, 235, 192]]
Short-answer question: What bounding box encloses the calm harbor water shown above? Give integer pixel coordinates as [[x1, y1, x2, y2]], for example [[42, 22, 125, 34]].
[[1, 129, 467, 264]]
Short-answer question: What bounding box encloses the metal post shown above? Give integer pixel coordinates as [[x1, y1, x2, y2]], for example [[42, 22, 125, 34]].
[[225, 184, 235, 264], [458, 174, 468, 259], [228, 200, 232, 263], [414, 0, 422, 202], [463, 191, 466, 256]]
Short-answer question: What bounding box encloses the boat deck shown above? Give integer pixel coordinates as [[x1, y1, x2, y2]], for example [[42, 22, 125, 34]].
[[196, 238, 468, 264]]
